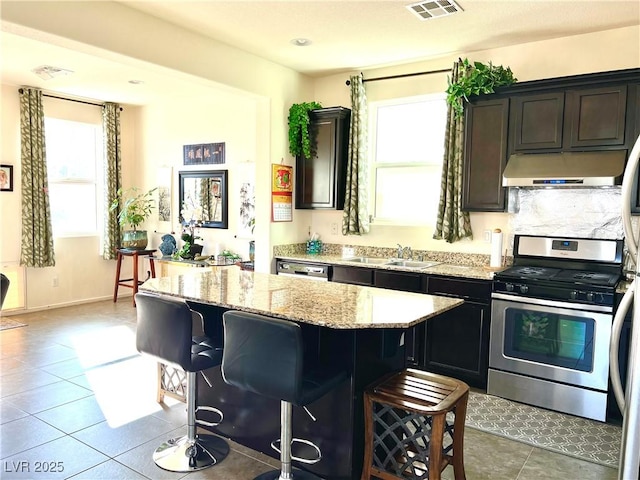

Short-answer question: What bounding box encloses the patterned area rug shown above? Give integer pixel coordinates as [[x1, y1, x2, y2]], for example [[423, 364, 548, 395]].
[[466, 391, 621, 468], [0, 318, 27, 331]]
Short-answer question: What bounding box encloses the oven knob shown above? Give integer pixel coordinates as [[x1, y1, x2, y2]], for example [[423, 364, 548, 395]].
[[519, 285, 529, 294], [586, 292, 594, 302], [570, 291, 578, 300], [506, 283, 514, 292]]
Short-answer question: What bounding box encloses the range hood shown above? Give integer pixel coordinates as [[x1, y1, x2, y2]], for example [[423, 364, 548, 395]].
[[502, 150, 626, 187]]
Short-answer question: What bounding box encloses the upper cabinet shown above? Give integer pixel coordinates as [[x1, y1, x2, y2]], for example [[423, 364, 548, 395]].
[[295, 107, 351, 210], [565, 86, 627, 148], [510, 92, 565, 151], [462, 98, 509, 211], [462, 68, 640, 212], [509, 86, 628, 154]]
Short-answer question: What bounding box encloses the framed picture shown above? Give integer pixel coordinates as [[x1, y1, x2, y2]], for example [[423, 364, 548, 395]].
[[183, 142, 225, 165], [0, 165, 13, 192]]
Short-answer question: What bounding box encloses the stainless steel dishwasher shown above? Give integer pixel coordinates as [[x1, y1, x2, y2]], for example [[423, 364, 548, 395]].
[[276, 260, 330, 281]]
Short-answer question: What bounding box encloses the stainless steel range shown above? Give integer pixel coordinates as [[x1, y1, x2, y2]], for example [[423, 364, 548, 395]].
[[488, 235, 624, 421]]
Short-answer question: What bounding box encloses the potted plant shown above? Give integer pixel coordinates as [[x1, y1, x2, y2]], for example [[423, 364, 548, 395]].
[[110, 187, 157, 249], [446, 58, 517, 118], [288, 101, 322, 159], [176, 198, 204, 259]]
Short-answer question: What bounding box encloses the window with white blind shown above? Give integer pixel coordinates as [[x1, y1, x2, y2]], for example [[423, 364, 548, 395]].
[[368, 94, 447, 225], [44, 118, 104, 237]]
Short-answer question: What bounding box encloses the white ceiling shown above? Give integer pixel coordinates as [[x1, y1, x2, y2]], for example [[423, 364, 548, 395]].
[[1, 0, 639, 105]]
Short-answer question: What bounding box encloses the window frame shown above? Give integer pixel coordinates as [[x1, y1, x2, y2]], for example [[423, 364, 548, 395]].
[[367, 92, 447, 227]]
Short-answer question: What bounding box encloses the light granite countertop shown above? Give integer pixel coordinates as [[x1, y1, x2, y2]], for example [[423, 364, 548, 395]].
[[140, 267, 463, 329], [275, 253, 500, 281]]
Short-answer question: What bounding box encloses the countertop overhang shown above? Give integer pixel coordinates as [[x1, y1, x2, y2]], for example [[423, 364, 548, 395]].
[[140, 267, 463, 329]]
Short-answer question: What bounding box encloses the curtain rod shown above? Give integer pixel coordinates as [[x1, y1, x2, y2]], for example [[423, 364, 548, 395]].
[[345, 68, 450, 86], [18, 88, 123, 110]]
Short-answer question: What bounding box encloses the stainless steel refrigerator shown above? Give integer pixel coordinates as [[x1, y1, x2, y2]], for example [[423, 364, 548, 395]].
[[614, 132, 640, 480]]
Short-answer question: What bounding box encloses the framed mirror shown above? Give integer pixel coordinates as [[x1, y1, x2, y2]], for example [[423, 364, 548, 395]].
[[179, 170, 228, 229]]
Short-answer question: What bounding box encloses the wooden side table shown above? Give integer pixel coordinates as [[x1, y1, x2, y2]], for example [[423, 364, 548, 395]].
[[113, 248, 157, 306]]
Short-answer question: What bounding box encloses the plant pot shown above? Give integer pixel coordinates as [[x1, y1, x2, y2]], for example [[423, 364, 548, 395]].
[[122, 230, 148, 250], [189, 244, 204, 258]]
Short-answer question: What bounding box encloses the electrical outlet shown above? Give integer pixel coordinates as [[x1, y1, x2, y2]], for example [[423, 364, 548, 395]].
[[331, 223, 338, 235], [483, 230, 491, 243], [342, 246, 355, 258], [52, 276, 59, 287]]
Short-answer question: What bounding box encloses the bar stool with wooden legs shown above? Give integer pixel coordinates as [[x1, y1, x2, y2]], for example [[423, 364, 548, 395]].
[[113, 248, 156, 306], [362, 368, 469, 480]]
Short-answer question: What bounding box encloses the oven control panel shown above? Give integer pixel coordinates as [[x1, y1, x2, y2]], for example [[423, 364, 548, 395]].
[[493, 280, 614, 307]]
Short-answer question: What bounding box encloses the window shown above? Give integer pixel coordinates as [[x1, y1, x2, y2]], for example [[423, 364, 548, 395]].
[[45, 118, 104, 237], [368, 94, 447, 225]]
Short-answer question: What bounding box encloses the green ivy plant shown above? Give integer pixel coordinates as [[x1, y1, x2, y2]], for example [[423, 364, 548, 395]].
[[288, 101, 322, 159], [446, 58, 517, 118]]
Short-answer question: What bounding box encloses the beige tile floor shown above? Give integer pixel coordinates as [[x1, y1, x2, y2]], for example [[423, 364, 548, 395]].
[[0, 299, 619, 480]]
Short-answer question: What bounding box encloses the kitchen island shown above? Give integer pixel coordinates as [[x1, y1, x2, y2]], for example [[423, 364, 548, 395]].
[[140, 268, 463, 479]]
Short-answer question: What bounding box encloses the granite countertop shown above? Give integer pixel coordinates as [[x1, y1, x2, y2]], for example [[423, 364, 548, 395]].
[[140, 268, 463, 329], [275, 253, 499, 281]]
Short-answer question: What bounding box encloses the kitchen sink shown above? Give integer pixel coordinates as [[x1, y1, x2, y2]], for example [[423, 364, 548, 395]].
[[386, 260, 442, 269], [343, 256, 393, 265]]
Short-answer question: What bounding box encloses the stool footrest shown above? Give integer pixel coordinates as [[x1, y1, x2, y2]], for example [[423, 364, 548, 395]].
[[271, 437, 322, 465], [196, 406, 224, 427]]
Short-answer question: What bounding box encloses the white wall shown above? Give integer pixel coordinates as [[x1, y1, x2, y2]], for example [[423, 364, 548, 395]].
[[309, 25, 640, 256]]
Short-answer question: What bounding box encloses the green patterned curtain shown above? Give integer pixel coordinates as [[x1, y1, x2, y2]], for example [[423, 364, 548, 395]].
[[19, 87, 55, 268], [433, 60, 473, 243], [103, 103, 122, 259], [342, 74, 370, 235]]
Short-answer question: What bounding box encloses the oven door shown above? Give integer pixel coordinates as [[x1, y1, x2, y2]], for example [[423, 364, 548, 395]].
[[490, 294, 612, 391]]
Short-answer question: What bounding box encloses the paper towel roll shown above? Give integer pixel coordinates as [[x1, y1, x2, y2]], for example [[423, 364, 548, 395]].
[[490, 229, 503, 268]]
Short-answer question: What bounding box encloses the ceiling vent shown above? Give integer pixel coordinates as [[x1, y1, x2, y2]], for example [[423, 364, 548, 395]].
[[31, 65, 74, 80], [406, 0, 463, 20]]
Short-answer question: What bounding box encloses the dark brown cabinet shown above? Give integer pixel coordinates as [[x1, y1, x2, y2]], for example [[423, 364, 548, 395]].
[[462, 98, 509, 211], [565, 86, 627, 148], [331, 265, 374, 286], [422, 276, 492, 389], [509, 86, 627, 153], [374, 270, 425, 293], [510, 92, 565, 151], [295, 107, 351, 210], [462, 68, 640, 212]]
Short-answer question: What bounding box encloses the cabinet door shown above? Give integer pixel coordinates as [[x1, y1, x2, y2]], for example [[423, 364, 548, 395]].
[[295, 107, 350, 210], [566, 86, 627, 148], [331, 266, 374, 286], [422, 301, 490, 389], [374, 270, 425, 293], [510, 92, 565, 151], [632, 84, 640, 214], [462, 98, 509, 211]]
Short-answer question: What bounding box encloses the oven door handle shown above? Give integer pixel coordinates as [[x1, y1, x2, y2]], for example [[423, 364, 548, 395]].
[[610, 279, 634, 411], [491, 292, 614, 313]]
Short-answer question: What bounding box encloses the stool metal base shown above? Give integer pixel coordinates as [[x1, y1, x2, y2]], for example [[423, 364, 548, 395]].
[[254, 468, 322, 480], [153, 433, 230, 473]]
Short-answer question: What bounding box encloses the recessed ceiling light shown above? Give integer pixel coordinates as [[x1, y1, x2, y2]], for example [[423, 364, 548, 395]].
[[290, 38, 312, 47], [128, 80, 144, 85]]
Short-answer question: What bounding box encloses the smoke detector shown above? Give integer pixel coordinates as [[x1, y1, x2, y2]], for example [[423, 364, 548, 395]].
[[406, 0, 463, 20], [31, 65, 74, 80]]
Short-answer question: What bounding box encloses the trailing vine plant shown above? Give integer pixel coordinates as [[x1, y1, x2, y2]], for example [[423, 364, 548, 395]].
[[288, 101, 322, 159], [446, 58, 517, 118]]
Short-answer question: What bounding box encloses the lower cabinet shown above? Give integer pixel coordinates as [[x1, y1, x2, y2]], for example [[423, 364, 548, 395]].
[[421, 276, 492, 389], [331, 265, 374, 286]]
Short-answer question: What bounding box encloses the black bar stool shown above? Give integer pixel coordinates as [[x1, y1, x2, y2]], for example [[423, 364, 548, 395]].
[[135, 292, 229, 472], [221, 310, 348, 480]]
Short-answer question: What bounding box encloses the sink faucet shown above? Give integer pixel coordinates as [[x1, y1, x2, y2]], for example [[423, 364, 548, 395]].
[[404, 246, 413, 260], [397, 244, 403, 259]]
